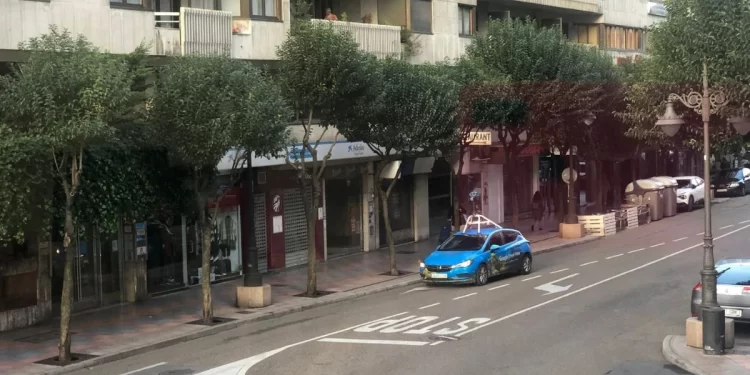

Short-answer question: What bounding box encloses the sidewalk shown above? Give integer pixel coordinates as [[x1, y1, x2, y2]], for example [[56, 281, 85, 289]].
[[663, 335, 750, 375], [0, 228, 597, 375]]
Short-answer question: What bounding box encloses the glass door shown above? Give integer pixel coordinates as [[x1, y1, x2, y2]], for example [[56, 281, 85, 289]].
[[98, 229, 122, 305], [73, 225, 98, 309]]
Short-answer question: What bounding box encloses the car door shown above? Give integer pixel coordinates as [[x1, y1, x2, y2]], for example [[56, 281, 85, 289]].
[[501, 230, 522, 268], [693, 177, 705, 202], [486, 232, 509, 275]]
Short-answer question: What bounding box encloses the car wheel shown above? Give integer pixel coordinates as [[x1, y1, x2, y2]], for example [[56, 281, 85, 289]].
[[519, 255, 532, 275], [687, 196, 694, 212], [475, 264, 489, 286]]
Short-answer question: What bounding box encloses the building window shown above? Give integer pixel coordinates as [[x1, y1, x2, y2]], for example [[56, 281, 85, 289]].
[[252, 0, 277, 18], [458, 6, 475, 36], [410, 0, 432, 33], [110, 0, 144, 5], [604, 25, 642, 51], [573, 24, 599, 46]]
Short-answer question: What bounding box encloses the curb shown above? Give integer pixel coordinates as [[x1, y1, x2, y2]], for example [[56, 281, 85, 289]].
[[40, 236, 595, 375], [661, 335, 707, 375]]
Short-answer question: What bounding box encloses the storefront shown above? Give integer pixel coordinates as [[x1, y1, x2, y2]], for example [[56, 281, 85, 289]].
[[0, 236, 51, 332], [324, 164, 365, 259], [427, 159, 452, 237]]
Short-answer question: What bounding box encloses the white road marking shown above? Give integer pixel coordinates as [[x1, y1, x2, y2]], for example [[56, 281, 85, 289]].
[[455, 223, 750, 338], [741, 220, 750, 224], [720, 224, 734, 230], [418, 303, 440, 310], [522, 275, 542, 282], [606, 254, 624, 259], [579, 260, 598, 267], [120, 363, 167, 375], [628, 248, 646, 254], [402, 287, 430, 294], [534, 273, 579, 295], [195, 312, 409, 374], [453, 292, 477, 300], [430, 341, 445, 346], [673, 237, 688, 242], [650, 243, 665, 248], [696, 232, 704, 236], [318, 338, 430, 346], [487, 284, 509, 291], [550, 268, 569, 274]]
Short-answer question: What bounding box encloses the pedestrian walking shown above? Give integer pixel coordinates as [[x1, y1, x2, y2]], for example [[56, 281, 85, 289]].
[[531, 190, 545, 231]]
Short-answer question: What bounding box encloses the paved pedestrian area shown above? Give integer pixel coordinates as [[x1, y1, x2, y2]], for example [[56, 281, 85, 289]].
[[0, 217, 591, 375], [663, 335, 750, 375]]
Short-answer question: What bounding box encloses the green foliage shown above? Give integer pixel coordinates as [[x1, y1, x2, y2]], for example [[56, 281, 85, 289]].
[[278, 21, 377, 127]]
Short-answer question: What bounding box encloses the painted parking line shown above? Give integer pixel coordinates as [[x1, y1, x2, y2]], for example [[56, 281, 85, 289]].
[[318, 338, 430, 346], [673, 237, 688, 242], [579, 260, 598, 267], [453, 293, 477, 300], [628, 248, 646, 254], [120, 362, 168, 375], [522, 275, 542, 282], [720, 224, 734, 230], [650, 243, 665, 248], [487, 284, 509, 291], [418, 303, 440, 310], [606, 254, 624, 260], [550, 268, 570, 274]]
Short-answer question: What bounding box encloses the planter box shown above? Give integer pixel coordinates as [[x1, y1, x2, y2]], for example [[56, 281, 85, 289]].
[[577, 212, 616, 236]]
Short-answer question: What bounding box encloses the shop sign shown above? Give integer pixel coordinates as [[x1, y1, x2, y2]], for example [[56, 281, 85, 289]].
[[468, 132, 492, 146], [272, 195, 282, 213], [135, 222, 147, 257], [348, 143, 367, 156]]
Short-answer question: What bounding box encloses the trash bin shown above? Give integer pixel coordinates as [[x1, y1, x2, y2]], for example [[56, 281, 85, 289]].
[[625, 179, 666, 221], [652, 176, 678, 217]]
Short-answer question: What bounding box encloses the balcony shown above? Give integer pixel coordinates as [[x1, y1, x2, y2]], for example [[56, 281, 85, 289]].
[[153, 8, 232, 56], [310, 19, 402, 59], [510, 0, 601, 14]]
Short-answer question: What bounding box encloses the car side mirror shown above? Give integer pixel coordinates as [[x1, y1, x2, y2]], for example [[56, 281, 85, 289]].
[[490, 244, 501, 251]]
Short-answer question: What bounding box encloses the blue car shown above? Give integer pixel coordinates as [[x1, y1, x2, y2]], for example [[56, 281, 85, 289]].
[[419, 216, 533, 286]]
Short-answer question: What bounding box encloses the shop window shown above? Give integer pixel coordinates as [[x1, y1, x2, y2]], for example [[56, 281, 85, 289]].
[[0, 240, 38, 312], [410, 0, 432, 33], [458, 6, 475, 36], [604, 25, 642, 51]]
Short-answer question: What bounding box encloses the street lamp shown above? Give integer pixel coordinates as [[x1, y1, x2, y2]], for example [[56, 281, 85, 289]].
[[565, 113, 596, 224], [655, 62, 729, 355]]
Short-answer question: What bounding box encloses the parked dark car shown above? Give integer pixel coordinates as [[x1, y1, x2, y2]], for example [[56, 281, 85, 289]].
[[711, 168, 750, 196]]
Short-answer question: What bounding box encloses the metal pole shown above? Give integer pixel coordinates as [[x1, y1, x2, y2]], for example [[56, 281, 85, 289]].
[[699, 62, 723, 355], [244, 159, 262, 287], [566, 146, 578, 224]]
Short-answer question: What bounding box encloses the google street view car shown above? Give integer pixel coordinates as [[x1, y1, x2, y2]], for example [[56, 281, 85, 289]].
[[420, 215, 533, 286]]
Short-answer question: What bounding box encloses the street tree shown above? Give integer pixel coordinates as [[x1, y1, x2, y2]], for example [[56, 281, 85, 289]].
[[0, 27, 146, 362], [150, 55, 289, 323], [337, 58, 459, 275], [277, 20, 376, 295]]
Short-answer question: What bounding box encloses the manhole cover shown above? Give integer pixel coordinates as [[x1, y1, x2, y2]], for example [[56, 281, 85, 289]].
[[159, 370, 195, 375]]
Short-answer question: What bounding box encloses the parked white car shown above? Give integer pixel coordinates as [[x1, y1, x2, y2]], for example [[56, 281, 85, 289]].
[[674, 176, 706, 211]]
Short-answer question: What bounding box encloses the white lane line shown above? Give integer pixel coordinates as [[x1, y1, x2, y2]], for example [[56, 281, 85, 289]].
[[579, 260, 598, 267], [418, 303, 440, 310], [121, 363, 168, 375], [606, 254, 624, 259], [650, 243, 665, 248], [550, 268, 570, 274], [318, 338, 429, 346], [453, 292, 477, 300], [455, 223, 750, 338], [430, 341, 445, 346], [628, 248, 646, 254], [195, 311, 410, 374], [673, 237, 688, 242], [741, 220, 750, 224], [720, 224, 734, 230], [696, 232, 704, 236], [487, 284, 510, 291], [522, 275, 542, 282]]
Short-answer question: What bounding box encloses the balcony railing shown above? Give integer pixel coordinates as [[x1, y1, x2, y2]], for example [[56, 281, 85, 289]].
[[153, 8, 232, 56], [513, 0, 601, 13], [311, 19, 402, 59]]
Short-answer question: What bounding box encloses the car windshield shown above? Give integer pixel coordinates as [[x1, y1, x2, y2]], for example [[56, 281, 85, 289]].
[[675, 179, 692, 188], [717, 266, 750, 285], [716, 170, 741, 180], [438, 234, 487, 251]]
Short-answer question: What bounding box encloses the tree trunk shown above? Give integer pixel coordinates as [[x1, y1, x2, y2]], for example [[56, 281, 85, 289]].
[[453, 145, 465, 230], [379, 185, 398, 276], [200, 205, 213, 324], [505, 151, 520, 228], [58, 194, 75, 362], [591, 158, 602, 213], [306, 178, 319, 297]]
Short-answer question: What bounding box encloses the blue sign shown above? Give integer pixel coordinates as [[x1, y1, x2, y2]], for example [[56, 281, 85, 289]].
[[288, 145, 313, 161]]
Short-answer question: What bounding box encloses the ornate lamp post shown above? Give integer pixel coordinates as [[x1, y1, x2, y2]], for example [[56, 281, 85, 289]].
[[655, 62, 736, 355], [565, 112, 596, 224]]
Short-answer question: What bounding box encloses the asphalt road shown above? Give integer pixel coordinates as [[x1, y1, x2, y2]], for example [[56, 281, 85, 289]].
[[70, 196, 750, 375]]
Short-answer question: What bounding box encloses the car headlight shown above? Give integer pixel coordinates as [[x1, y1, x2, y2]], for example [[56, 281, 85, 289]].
[[678, 194, 687, 199], [453, 259, 472, 268], [419, 262, 425, 268], [730, 182, 740, 187]]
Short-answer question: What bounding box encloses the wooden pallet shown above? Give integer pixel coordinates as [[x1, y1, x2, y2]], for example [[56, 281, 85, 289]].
[[578, 212, 617, 236]]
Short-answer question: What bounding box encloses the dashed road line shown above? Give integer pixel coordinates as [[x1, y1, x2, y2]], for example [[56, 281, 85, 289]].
[[720, 224, 734, 230], [696, 232, 704, 236], [319, 338, 430, 346], [522, 275, 542, 282], [673, 237, 688, 242], [550, 268, 570, 274], [628, 248, 646, 254], [606, 254, 624, 260], [487, 284, 509, 291], [121, 363, 167, 375], [453, 292, 477, 300], [650, 243, 665, 248], [418, 303, 440, 310], [579, 260, 598, 267], [741, 220, 750, 224]]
